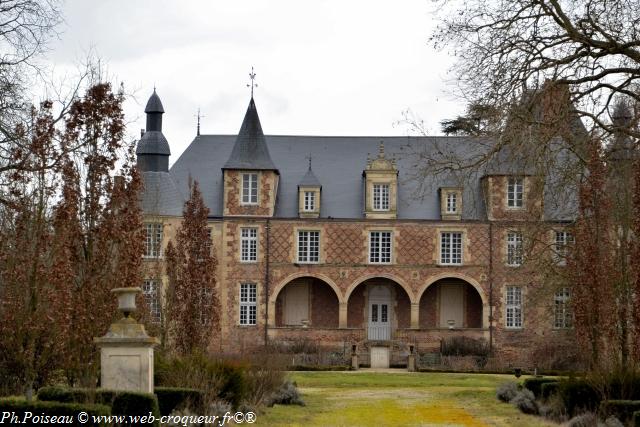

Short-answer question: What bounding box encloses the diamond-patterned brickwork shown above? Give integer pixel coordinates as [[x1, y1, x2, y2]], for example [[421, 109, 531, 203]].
[[325, 224, 365, 264]]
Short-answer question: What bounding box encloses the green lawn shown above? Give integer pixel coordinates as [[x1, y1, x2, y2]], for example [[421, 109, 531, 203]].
[[256, 371, 557, 427]]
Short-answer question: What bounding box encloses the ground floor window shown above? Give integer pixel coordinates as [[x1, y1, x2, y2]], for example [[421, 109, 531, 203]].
[[554, 287, 572, 329], [505, 286, 522, 328], [240, 283, 257, 325], [142, 279, 161, 323]]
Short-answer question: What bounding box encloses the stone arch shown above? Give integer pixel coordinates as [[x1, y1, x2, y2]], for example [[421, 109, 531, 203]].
[[417, 272, 489, 329], [345, 273, 416, 304], [268, 273, 342, 327]]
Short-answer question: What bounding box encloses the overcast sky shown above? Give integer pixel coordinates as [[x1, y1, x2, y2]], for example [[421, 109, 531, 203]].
[[46, 0, 463, 163]]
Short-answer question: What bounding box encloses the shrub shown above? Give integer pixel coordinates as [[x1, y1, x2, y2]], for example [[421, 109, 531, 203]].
[[511, 389, 538, 415], [599, 400, 640, 424], [558, 379, 600, 417], [267, 380, 305, 407], [440, 336, 489, 357], [566, 412, 597, 427], [0, 397, 111, 426], [111, 391, 160, 426], [155, 387, 204, 416], [155, 352, 248, 409], [496, 381, 519, 402], [523, 377, 559, 398], [603, 416, 624, 427], [633, 410, 640, 427], [541, 382, 560, 400]]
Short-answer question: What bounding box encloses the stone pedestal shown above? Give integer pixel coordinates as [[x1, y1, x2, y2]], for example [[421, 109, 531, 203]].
[[351, 353, 359, 370], [407, 354, 416, 372], [94, 288, 160, 393]]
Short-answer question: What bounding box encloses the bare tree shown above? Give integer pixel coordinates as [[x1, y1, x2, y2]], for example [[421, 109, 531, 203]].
[[430, 0, 640, 140]]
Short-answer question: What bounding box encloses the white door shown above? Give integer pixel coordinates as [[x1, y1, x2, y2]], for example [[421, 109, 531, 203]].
[[439, 283, 464, 328], [368, 285, 391, 340], [370, 346, 390, 368], [284, 281, 309, 325]]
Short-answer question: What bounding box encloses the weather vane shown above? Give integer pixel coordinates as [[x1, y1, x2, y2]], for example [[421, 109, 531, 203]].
[[247, 67, 257, 98], [194, 108, 205, 136]]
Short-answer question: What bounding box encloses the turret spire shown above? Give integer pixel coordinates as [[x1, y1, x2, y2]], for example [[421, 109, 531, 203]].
[[137, 89, 171, 172]]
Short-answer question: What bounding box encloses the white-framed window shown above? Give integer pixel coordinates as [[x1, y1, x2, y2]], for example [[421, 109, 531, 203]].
[[297, 230, 320, 263], [199, 287, 213, 325], [440, 232, 463, 265], [446, 192, 458, 213], [507, 177, 524, 208], [144, 223, 163, 258], [239, 283, 257, 325], [241, 173, 258, 205], [303, 191, 315, 212], [369, 231, 392, 263], [506, 286, 523, 328], [240, 228, 258, 262], [554, 287, 572, 329], [507, 232, 523, 266], [142, 279, 161, 323], [372, 184, 390, 211], [554, 231, 573, 265]]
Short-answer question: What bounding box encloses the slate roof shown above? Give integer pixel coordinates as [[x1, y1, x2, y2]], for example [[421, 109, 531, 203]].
[[222, 98, 278, 171], [141, 171, 185, 216], [299, 166, 321, 187], [136, 131, 171, 155], [145, 90, 165, 113], [167, 134, 577, 221]]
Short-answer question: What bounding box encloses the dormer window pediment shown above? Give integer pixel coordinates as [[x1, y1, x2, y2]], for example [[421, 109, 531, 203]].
[[364, 141, 398, 219]]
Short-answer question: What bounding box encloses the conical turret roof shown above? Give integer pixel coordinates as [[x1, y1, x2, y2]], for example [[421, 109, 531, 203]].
[[299, 165, 321, 187], [223, 98, 277, 171], [145, 89, 165, 113]]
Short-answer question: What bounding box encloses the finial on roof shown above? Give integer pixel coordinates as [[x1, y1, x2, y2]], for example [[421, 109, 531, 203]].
[[247, 66, 258, 98], [195, 108, 205, 136], [306, 154, 313, 170], [378, 141, 386, 159]]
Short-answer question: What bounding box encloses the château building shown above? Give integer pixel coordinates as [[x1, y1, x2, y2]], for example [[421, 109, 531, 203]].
[[138, 89, 576, 369]]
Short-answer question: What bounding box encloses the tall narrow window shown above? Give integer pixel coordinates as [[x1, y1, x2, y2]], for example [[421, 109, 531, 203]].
[[507, 177, 524, 208], [298, 230, 320, 263], [506, 286, 523, 328], [240, 228, 258, 262], [554, 287, 572, 329], [507, 232, 523, 266], [303, 191, 315, 211], [554, 231, 573, 265], [144, 223, 163, 258], [142, 279, 161, 323], [372, 184, 390, 211], [446, 192, 457, 213], [369, 231, 392, 263], [199, 288, 213, 325], [440, 232, 463, 265], [239, 283, 257, 325], [242, 173, 258, 204]]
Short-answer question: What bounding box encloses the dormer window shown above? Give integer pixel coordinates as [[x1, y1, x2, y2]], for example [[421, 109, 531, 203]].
[[242, 173, 258, 205], [507, 177, 524, 208], [446, 193, 457, 213], [303, 191, 316, 212], [440, 187, 462, 220], [373, 184, 390, 211]]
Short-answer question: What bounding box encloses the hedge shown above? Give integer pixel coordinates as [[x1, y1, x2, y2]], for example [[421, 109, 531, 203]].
[[633, 410, 640, 427], [558, 379, 600, 417], [0, 397, 111, 426], [111, 391, 160, 426], [523, 378, 559, 398], [600, 400, 640, 424], [540, 382, 560, 399], [154, 387, 203, 415], [37, 386, 118, 406]]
